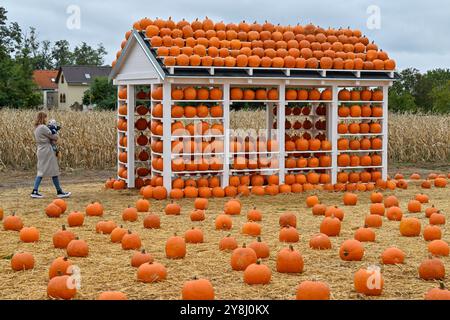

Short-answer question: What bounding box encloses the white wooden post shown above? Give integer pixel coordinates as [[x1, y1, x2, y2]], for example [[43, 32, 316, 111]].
[[278, 83, 286, 184], [116, 86, 122, 182], [330, 85, 339, 184], [266, 102, 274, 137], [222, 83, 230, 188], [382, 85, 389, 180], [162, 82, 172, 192], [127, 85, 136, 188]]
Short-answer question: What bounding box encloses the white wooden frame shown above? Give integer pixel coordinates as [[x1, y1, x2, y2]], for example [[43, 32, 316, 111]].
[[115, 75, 393, 191]]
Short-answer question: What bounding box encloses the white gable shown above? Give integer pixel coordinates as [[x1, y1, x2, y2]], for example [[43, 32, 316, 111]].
[[114, 36, 161, 83]]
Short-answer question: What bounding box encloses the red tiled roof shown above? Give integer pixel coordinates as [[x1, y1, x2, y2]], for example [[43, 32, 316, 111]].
[[33, 70, 58, 90]]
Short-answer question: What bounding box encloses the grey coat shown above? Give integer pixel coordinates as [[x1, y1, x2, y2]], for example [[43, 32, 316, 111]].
[[34, 125, 60, 177]]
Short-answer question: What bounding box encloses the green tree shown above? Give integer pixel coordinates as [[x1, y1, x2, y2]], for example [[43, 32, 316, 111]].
[[431, 80, 450, 113], [415, 69, 450, 111], [51, 40, 73, 67], [82, 77, 116, 110], [73, 42, 107, 66]]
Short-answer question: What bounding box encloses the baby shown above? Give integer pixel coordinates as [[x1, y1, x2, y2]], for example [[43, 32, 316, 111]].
[[48, 119, 61, 157]]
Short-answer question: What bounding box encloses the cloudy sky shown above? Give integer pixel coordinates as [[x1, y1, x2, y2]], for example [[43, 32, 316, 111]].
[[3, 0, 449, 71]]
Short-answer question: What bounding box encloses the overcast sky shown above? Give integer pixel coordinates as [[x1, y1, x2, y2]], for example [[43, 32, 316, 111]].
[[3, 0, 449, 71]]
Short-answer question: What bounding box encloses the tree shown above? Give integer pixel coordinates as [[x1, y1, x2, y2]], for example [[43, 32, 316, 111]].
[[431, 80, 450, 113], [73, 42, 106, 66], [51, 40, 73, 67], [82, 77, 116, 110]]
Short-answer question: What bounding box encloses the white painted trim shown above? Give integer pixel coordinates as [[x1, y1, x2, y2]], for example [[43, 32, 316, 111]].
[[127, 85, 135, 188], [222, 83, 230, 188], [382, 85, 389, 180], [162, 83, 173, 192], [278, 83, 286, 184]]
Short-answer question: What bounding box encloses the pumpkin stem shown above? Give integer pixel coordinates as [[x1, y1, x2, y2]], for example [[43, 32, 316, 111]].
[[242, 243, 246, 248], [256, 259, 262, 265], [141, 249, 146, 254], [289, 245, 294, 251], [128, 230, 132, 234], [62, 225, 66, 231], [63, 257, 68, 261], [439, 281, 446, 290], [257, 237, 262, 242]]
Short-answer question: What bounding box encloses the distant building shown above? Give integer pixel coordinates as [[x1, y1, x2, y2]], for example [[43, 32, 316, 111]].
[[55, 65, 112, 110], [33, 70, 58, 109]]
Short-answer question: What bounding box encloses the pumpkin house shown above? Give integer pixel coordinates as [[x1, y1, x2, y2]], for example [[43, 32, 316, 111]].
[[109, 17, 398, 193]]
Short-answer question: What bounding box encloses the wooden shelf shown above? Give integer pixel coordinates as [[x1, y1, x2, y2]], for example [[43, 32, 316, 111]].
[[338, 117, 384, 121], [152, 100, 224, 103], [286, 100, 332, 103], [339, 101, 383, 104], [338, 166, 383, 170], [338, 133, 383, 137], [285, 167, 332, 172], [152, 117, 224, 121], [338, 150, 382, 153], [285, 150, 332, 154]]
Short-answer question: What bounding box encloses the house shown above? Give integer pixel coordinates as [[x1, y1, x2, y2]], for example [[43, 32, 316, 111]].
[[109, 18, 398, 191], [55, 65, 112, 110], [32, 70, 58, 109]]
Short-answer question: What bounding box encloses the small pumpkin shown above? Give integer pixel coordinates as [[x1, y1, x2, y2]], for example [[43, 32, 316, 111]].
[[248, 237, 270, 259], [3, 212, 23, 231], [309, 233, 332, 250], [354, 227, 376, 242], [97, 292, 128, 300], [67, 211, 84, 227], [137, 262, 167, 283], [407, 200, 422, 213], [194, 198, 209, 210], [185, 227, 204, 243], [305, 195, 319, 207], [47, 275, 77, 300], [215, 214, 232, 230], [365, 214, 382, 228], [425, 283, 450, 300], [85, 202, 104, 217], [122, 206, 138, 222], [296, 281, 330, 300], [354, 268, 384, 296], [19, 226, 40, 243], [190, 209, 206, 222], [143, 213, 161, 229], [166, 234, 186, 259], [230, 244, 257, 271], [429, 212, 446, 225], [428, 240, 449, 257], [136, 199, 150, 212], [276, 245, 304, 273], [165, 201, 181, 215], [67, 238, 89, 257], [386, 206, 403, 221], [247, 207, 262, 221], [110, 225, 127, 243], [423, 225, 442, 241], [320, 216, 341, 237], [11, 252, 35, 271], [49, 256, 72, 279], [121, 230, 141, 250], [399, 217, 421, 237], [182, 277, 215, 300], [53, 225, 76, 249], [224, 199, 241, 215], [279, 212, 297, 228], [343, 192, 357, 206], [418, 257, 445, 280], [381, 247, 405, 264], [131, 249, 154, 267], [279, 226, 299, 243], [45, 203, 63, 218], [244, 260, 271, 285], [219, 234, 238, 251], [339, 239, 364, 261]]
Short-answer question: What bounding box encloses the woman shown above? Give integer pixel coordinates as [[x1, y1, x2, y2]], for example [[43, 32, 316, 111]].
[[31, 112, 71, 199]]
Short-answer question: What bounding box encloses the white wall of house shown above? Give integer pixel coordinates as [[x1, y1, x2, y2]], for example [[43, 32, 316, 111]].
[[57, 72, 89, 110]]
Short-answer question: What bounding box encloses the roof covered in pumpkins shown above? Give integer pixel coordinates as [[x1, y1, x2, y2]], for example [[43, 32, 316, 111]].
[[110, 17, 398, 81]]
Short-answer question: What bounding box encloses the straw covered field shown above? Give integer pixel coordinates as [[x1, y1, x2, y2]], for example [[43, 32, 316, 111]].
[[0, 175, 449, 300]]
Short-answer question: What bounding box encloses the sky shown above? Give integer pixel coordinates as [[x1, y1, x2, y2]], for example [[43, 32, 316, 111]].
[[3, 0, 450, 71]]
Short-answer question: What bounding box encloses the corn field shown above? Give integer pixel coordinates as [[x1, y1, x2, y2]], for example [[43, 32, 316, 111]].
[[0, 109, 448, 170]]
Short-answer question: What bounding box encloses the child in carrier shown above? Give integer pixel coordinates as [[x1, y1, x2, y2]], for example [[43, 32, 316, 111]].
[[48, 119, 61, 157]]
